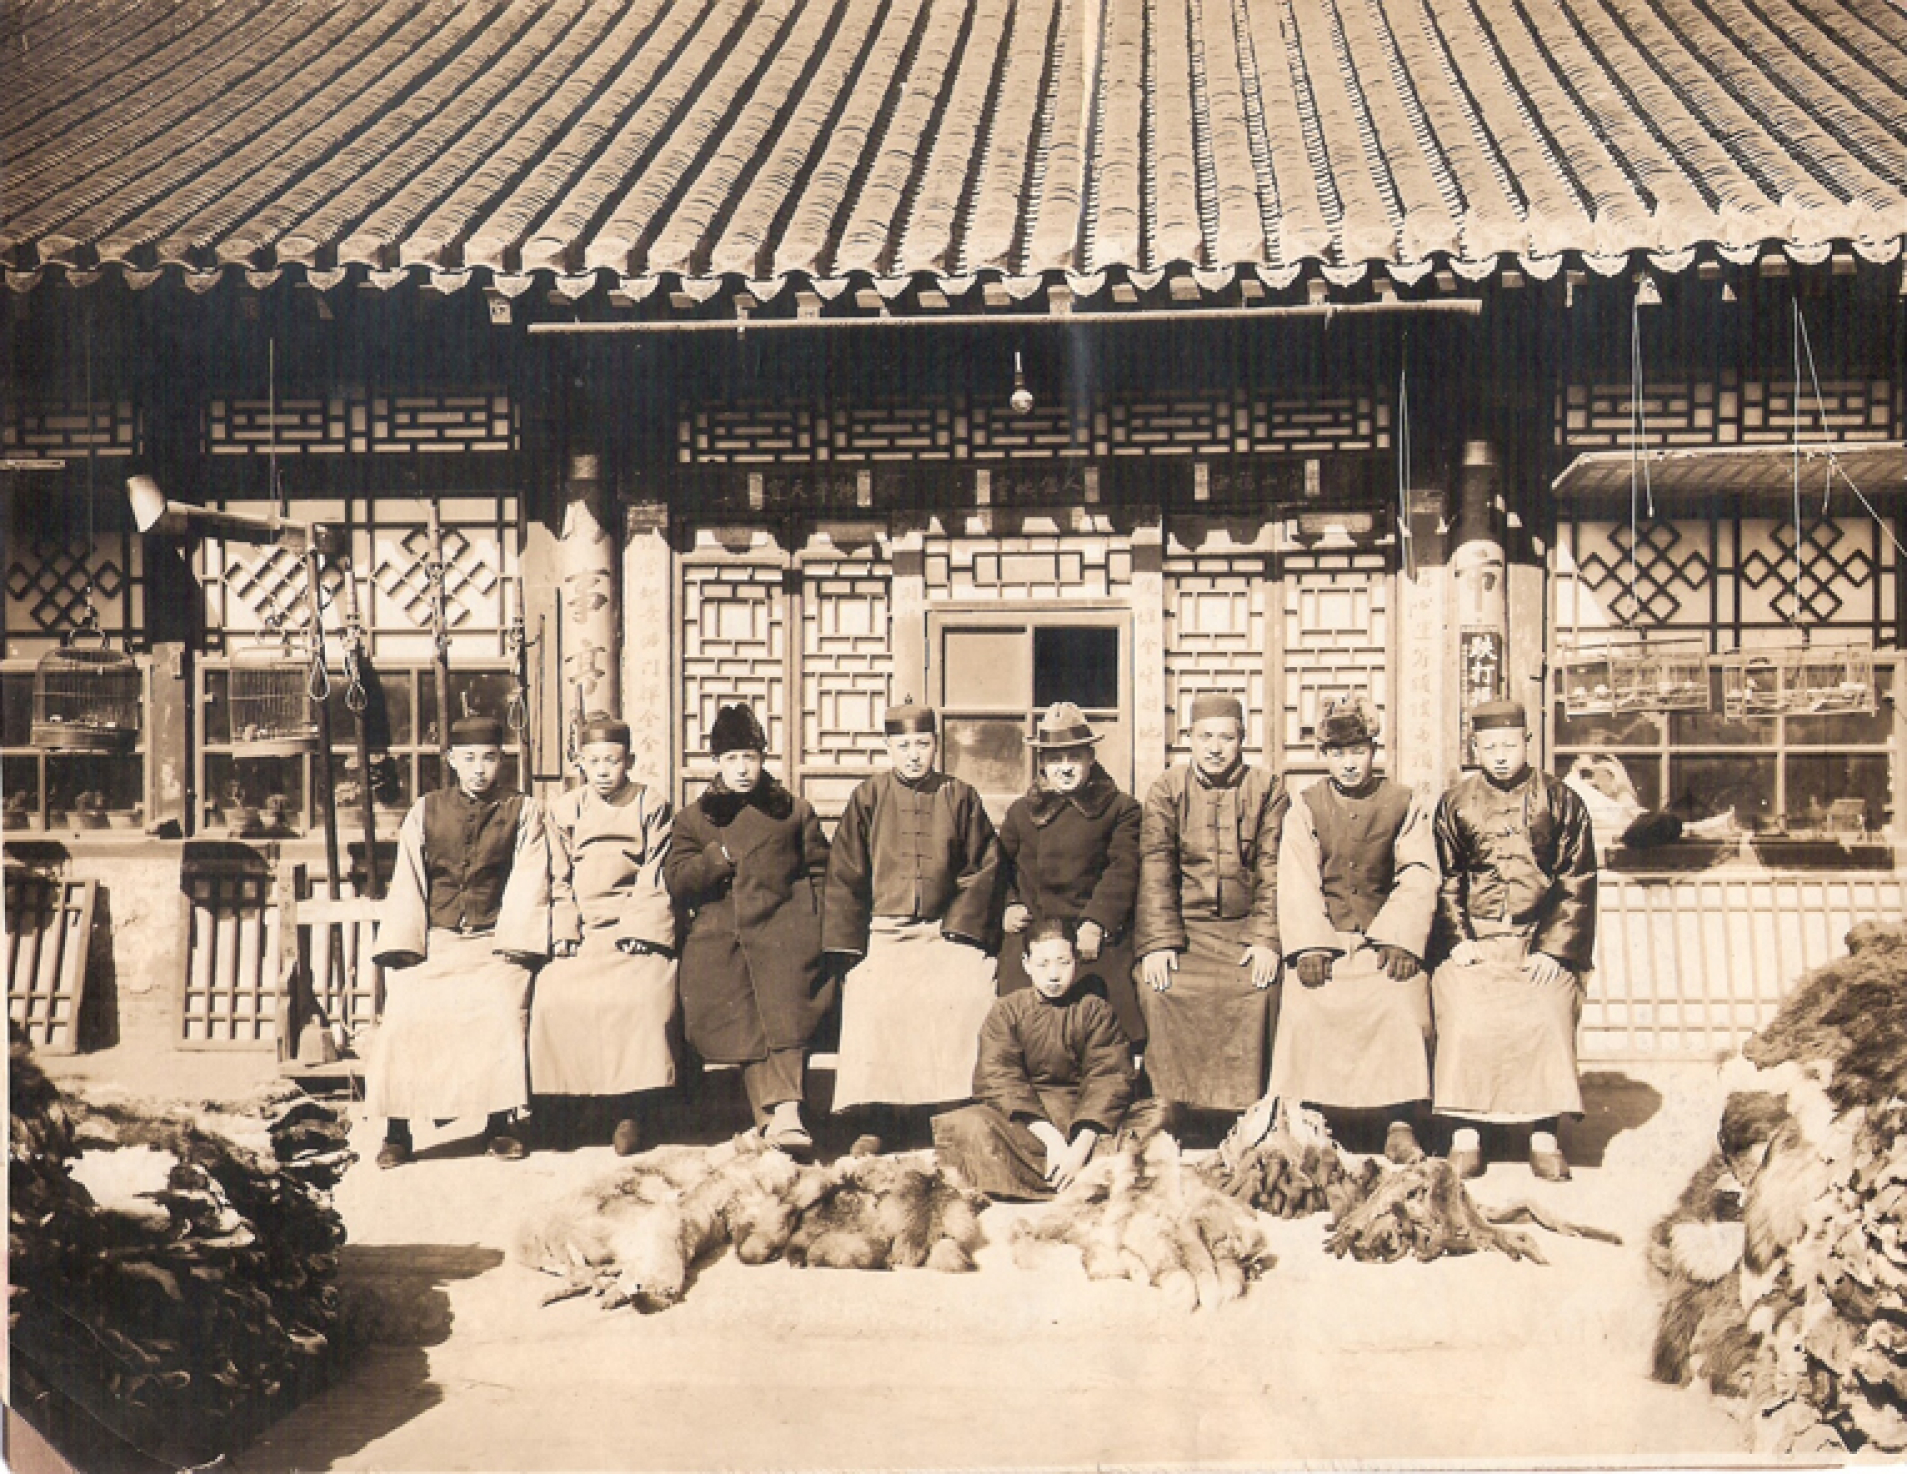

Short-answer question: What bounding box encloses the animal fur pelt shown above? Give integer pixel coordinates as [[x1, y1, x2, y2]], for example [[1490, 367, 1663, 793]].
[[1323, 1158, 1548, 1265], [1197, 1097, 1372, 1220], [1013, 1132, 1274, 1311], [515, 1140, 984, 1311], [1649, 920, 1907, 1455]]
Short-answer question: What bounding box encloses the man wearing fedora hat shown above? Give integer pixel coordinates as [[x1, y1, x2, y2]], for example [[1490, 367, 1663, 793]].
[[823, 700, 1003, 1154], [1271, 695, 1439, 1164], [1133, 693, 1288, 1123], [1430, 699, 1598, 1181], [997, 702, 1145, 1047]]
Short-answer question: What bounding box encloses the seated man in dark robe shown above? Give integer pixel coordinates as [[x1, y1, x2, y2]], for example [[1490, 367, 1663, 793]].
[[1431, 700, 1598, 1181], [933, 916, 1163, 1199]]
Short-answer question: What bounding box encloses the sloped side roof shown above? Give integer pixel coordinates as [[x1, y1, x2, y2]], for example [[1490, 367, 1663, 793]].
[[3, 0, 1904, 300]]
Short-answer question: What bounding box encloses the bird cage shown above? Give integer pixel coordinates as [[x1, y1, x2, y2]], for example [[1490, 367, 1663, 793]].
[[1719, 640, 1878, 720], [227, 632, 320, 756], [31, 629, 142, 751], [1559, 636, 1710, 719]]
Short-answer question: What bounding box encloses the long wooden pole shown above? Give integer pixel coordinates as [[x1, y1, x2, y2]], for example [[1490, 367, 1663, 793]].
[[304, 548, 343, 904], [342, 571, 383, 900]]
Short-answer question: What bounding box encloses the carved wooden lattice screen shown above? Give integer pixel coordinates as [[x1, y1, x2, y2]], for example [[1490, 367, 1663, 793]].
[[680, 557, 787, 805], [5, 871, 97, 1054], [181, 868, 279, 1048], [1164, 552, 1270, 769], [800, 545, 892, 819], [1275, 547, 1393, 780]]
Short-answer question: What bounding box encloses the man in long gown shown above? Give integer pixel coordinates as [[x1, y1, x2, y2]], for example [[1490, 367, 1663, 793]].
[[1272, 695, 1439, 1163], [1133, 693, 1287, 1122], [369, 716, 550, 1167], [529, 713, 678, 1155], [1430, 699, 1598, 1181], [823, 701, 1002, 1155]]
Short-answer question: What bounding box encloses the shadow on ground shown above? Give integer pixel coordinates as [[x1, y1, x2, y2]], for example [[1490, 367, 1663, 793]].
[[1567, 1071, 1667, 1168], [232, 1244, 502, 1473]]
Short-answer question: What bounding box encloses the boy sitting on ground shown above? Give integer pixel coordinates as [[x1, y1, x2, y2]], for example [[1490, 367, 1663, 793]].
[[933, 917, 1163, 1199]]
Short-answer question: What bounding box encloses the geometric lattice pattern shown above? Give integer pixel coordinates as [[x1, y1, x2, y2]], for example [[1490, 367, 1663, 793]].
[[1738, 518, 1874, 626], [681, 561, 786, 786], [1277, 549, 1391, 778], [1164, 554, 1271, 767], [681, 392, 1391, 464], [801, 550, 892, 772], [3, 400, 138, 457], [5, 535, 128, 632], [207, 392, 514, 455], [1560, 375, 1892, 450], [180, 871, 279, 1048], [1571, 520, 1712, 627], [924, 532, 1132, 600]]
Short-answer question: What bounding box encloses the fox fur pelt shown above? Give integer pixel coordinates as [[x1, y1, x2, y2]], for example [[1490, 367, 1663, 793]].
[[1649, 920, 1907, 1455], [514, 1138, 984, 1311], [1198, 1098, 1373, 1220], [1013, 1132, 1274, 1311]]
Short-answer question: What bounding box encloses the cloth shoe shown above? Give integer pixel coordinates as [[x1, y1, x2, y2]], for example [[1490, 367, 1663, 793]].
[[488, 1133, 528, 1161], [1529, 1144, 1572, 1181], [764, 1103, 813, 1157], [848, 1133, 884, 1158], [375, 1140, 412, 1170], [1383, 1120, 1426, 1166], [1447, 1145, 1484, 1180], [612, 1117, 645, 1157]]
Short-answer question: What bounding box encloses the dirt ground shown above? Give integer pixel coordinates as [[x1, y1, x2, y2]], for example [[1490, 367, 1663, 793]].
[[83, 1052, 1745, 1474]]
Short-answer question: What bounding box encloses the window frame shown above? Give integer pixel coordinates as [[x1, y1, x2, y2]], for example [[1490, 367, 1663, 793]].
[[1, 659, 153, 834]]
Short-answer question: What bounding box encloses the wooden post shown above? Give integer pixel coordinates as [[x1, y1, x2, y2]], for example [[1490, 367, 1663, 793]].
[[304, 548, 344, 904], [427, 501, 452, 765], [1451, 440, 1509, 766]]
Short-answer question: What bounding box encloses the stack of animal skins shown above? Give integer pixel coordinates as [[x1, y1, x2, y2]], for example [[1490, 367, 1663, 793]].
[[515, 1134, 985, 1311], [1013, 1132, 1276, 1311], [8, 1030, 355, 1469], [1650, 921, 1907, 1456]]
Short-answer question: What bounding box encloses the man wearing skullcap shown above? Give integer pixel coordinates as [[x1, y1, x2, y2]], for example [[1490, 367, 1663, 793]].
[[370, 715, 550, 1166], [529, 712, 679, 1155], [667, 702, 832, 1156], [1133, 693, 1288, 1120], [1271, 695, 1439, 1163], [823, 700, 1003, 1155], [1430, 699, 1598, 1181]]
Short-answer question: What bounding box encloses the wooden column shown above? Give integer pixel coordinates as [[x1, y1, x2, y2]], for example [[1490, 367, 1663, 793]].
[[1394, 489, 1453, 792], [560, 453, 618, 724], [1450, 440, 1509, 765], [621, 500, 673, 791], [1130, 515, 1168, 794], [889, 526, 927, 706]]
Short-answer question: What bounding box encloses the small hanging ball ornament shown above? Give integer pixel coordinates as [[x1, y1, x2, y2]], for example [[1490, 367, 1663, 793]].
[[1009, 351, 1034, 416]]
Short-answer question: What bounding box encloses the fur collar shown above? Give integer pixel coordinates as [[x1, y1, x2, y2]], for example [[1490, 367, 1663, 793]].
[[1026, 763, 1122, 826], [699, 774, 794, 826]]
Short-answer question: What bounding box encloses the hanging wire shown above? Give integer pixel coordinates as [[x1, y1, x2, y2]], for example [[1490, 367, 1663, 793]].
[[81, 311, 98, 629], [1624, 292, 1654, 630], [1789, 299, 1805, 632], [1396, 345, 1415, 580], [1795, 300, 1907, 563]]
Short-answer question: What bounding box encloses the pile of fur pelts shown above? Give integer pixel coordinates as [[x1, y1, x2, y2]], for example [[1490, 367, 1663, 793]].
[[1013, 1131, 1275, 1310], [516, 1132, 984, 1311], [8, 1028, 355, 1469], [1651, 920, 1907, 1455], [1199, 1097, 1602, 1265]]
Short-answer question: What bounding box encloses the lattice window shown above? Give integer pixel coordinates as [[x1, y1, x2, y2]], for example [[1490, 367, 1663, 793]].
[[801, 551, 892, 773], [924, 532, 1131, 600], [830, 405, 954, 460], [681, 560, 786, 796], [1276, 549, 1392, 778], [3, 400, 138, 457], [683, 407, 816, 463], [181, 868, 278, 1047], [206, 392, 514, 455], [1164, 554, 1270, 767], [1107, 398, 1234, 455], [1559, 375, 1893, 449], [971, 402, 1085, 458], [1248, 393, 1387, 453]]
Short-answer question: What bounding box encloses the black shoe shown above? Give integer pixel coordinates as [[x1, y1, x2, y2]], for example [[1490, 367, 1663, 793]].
[[612, 1118, 644, 1157], [376, 1140, 412, 1170], [488, 1133, 528, 1161]]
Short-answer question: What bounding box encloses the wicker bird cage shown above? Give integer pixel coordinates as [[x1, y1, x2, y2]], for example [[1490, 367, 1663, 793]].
[[228, 632, 320, 757], [31, 629, 142, 751], [1719, 640, 1878, 721], [1558, 637, 1710, 719]]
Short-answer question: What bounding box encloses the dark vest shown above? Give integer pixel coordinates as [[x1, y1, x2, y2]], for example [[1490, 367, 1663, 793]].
[[1302, 778, 1414, 935], [422, 787, 525, 934]]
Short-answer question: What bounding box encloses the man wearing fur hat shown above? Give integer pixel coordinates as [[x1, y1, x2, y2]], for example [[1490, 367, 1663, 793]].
[[529, 712, 679, 1156], [1134, 693, 1288, 1120], [1271, 695, 1439, 1164], [824, 700, 1003, 1155], [370, 715, 551, 1167], [667, 702, 832, 1156], [1431, 699, 1598, 1181]]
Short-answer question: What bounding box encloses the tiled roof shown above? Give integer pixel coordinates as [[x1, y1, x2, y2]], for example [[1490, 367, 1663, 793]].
[[3, 0, 1905, 300]]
